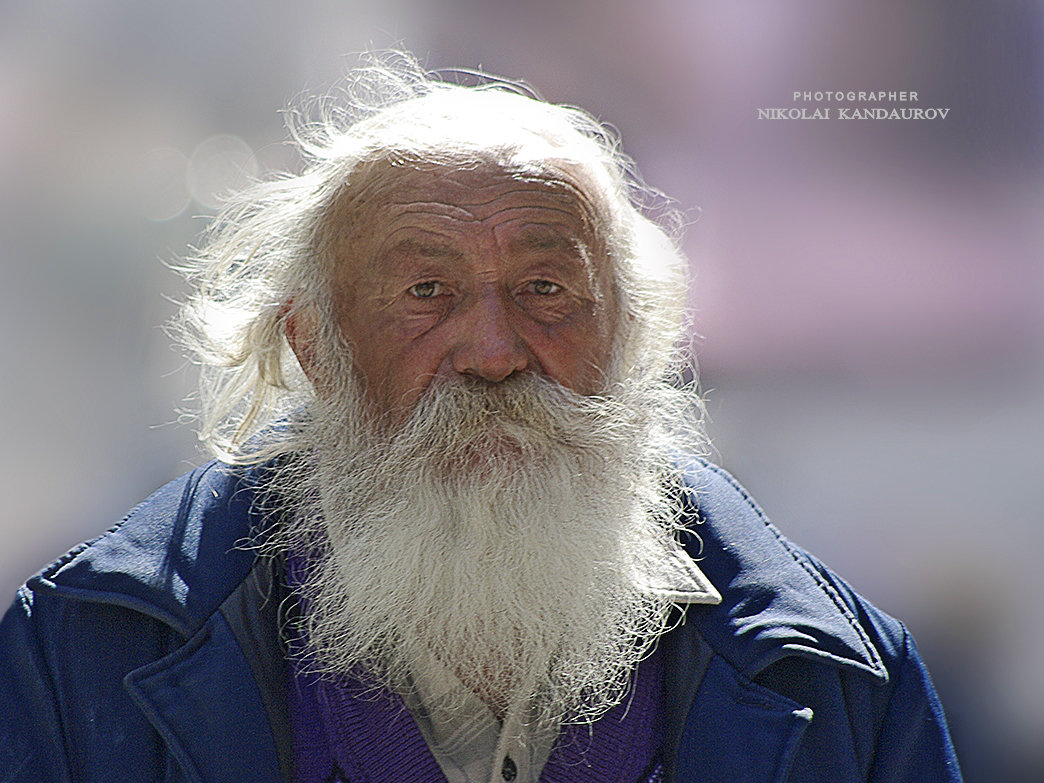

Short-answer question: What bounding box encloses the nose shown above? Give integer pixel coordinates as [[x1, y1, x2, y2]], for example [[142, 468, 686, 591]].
[[450, 291, 530, 383]]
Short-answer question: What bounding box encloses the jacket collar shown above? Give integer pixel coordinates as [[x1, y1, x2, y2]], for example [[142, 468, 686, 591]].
[[679, 460, 887, 681]]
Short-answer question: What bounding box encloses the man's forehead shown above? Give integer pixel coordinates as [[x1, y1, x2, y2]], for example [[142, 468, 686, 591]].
[[323, 157, 611, 264], [355, 159, 597, 212], [383, 228, 583, 258]]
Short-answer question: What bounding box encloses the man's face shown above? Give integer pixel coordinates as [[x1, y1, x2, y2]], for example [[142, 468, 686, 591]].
[[280, 164, 692, 720], [321, 162, 618, 420]]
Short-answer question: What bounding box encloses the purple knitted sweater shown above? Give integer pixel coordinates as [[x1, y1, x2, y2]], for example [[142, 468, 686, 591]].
[[283, 548, 668, 783], [286, 645, 667, 783]]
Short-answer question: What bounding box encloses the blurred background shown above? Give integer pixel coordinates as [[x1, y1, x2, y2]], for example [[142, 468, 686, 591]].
[[0, 0, 1040, 779]]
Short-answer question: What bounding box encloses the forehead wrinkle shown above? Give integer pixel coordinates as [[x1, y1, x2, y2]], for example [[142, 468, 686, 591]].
[[383, 195, 586, 230], [387, 199, 479, 222], [387, 169, 594, 210], [344, 159, 606, 234], [379, 197, 593, 248], [476, 199, 586, 223]]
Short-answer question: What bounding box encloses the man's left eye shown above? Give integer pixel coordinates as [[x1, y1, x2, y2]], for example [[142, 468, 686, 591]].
[[529, 280, 562, 295], [409, 281, 442, 298]]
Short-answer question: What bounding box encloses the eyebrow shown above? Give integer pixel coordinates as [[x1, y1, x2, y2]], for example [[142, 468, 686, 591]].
[[371, 238, 464, 275]]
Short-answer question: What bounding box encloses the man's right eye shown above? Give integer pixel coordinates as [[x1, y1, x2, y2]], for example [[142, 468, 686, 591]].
[[409, 281, 442, 298]]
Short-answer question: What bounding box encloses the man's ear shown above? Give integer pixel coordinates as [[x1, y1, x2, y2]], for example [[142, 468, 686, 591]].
[[284, 301, 321, 387]]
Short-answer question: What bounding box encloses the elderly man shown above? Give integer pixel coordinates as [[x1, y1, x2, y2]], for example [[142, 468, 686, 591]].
[[0, 60, 961, 783]]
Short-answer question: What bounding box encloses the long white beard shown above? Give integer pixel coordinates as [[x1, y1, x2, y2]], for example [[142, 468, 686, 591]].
[[268, 369, 703, 728]]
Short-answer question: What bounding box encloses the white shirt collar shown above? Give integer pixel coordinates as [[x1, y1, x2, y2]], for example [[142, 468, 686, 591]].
[[638, 538, 722, 605]]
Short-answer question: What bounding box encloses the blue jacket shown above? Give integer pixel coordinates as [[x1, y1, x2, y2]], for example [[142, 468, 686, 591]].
[[0, 460, 961, 782]]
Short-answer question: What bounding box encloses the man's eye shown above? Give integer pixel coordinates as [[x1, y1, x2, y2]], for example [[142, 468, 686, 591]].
[[409, 281, 442, 299], [530, 280, 562, 295]]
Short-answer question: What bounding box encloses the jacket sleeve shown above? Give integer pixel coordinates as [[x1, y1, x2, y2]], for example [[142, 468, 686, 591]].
[[0, 587, 71, 783], [866, 624, 962, 783]]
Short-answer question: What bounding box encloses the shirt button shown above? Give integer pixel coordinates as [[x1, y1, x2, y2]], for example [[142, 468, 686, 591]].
[[501, 755, 517, 781]]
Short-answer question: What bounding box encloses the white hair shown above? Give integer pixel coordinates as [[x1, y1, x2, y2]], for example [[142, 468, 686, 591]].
[[177, 53, 692, 463]]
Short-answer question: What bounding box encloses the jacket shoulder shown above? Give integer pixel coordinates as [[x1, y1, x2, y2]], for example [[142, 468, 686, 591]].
[[25, 460, 265, 635], [677, 461, 962, 780], [682, 460, 895, 680], [680, 463, 893, 684]]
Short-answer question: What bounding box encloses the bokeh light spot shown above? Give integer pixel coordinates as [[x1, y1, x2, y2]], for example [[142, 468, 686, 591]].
[[187, 134, 258, 211], [137, 146, 191, 222]]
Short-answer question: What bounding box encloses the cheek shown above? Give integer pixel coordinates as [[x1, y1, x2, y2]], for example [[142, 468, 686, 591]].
[[333, 304, 393, 400], [528, 316, 615, 393], [349, 321, 450, 408]]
